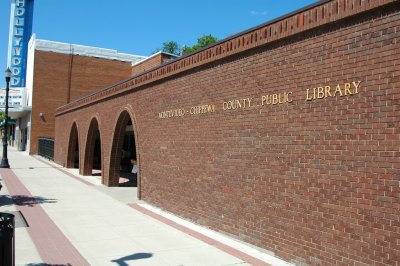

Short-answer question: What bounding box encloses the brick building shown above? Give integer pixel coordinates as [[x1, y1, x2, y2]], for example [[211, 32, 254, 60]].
[[21, 35, 146, 154], [131, 51, 178, 77], [55, 0, 400, 265]]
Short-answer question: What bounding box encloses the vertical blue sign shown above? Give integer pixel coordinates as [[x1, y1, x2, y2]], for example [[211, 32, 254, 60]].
[[7, 0, 34, 88]]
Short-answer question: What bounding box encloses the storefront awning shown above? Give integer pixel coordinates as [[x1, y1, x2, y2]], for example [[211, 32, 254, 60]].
[[0, 106, 31, 119], [0, 119, 17, 129]]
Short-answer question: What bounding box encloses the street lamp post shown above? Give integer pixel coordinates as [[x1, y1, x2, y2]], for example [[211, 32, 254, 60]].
[[0, 68, 11, 168]]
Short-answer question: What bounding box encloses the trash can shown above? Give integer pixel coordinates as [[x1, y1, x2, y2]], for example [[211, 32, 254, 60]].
[[0, 213, 15, 266]]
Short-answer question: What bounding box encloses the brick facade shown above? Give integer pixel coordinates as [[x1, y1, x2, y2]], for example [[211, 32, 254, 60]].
[[30, 50, 133, 154], [55, 1, 400, 265], [131, 52, 177, 77]]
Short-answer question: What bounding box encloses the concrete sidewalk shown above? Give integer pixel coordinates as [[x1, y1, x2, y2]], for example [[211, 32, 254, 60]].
[[0, 148, 291, 266]]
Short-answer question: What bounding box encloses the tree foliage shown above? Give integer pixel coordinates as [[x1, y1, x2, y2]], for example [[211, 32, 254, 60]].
[[152, 41, 181, 56], [162, 41, 181, 55], [182, 34, 218, 54], [153, 34, 218, 56], [0, 112, 6, 123]]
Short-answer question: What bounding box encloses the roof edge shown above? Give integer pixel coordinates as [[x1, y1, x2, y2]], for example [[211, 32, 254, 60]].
[[131, 51, 178, 67], [56, 0, 397, 116], [30, 34, 147, 63]]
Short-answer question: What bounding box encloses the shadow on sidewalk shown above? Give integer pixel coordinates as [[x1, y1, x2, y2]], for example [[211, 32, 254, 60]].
[[0, 195, 57, 207], [10, 166, 64, 169], [111, 252, 153, 266]]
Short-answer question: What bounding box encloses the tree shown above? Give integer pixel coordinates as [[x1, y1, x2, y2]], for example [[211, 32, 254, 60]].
[[156, 41, 180, 56], [197, 34, 218, 48], [162, 41, 180, 55], [0, 112, 6, 123], [153, 34, 218, 56], [182, 34, 218, 54]]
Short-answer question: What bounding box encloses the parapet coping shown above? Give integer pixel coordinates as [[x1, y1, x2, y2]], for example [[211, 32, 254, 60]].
[[131, 51, 179, 67], [33, 35, 147, 63], [56, 0, 397, 116]]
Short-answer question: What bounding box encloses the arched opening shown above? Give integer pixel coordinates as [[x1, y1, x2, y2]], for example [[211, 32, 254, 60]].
[[83, 118, 102, 177], [119, 119, 137, 186], [93, 131, 102, 174], [66, 122, 79, 169], [109, 111, 138, 187]]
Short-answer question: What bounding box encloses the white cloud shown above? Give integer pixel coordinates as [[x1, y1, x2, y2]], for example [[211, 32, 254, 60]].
[[250, 10, 268, 16]]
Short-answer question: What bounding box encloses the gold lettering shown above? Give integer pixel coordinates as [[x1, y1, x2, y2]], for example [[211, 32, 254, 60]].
[[261, 96, 267, 106], [235, 99, 241, 109], [344, 83, 352, 95], [306, 89, 313, 101], [272, 94, 278, 105], [246, 98, 252, 108], [266, 95, 272, 105], [278, 94, 284, 104], [287, 92, 293, 103], [334, 84, 343, 97], [262, 93, 292, 105], [313, 88, 317, 99], [352, 81, 361, 94], [224, 98, 253, 110], [324, 86, 332, 98], [189, 104, 215, 115], [317, 87, 324, 99], [159, 108, 186, 118], [229, 101, 234, 109]]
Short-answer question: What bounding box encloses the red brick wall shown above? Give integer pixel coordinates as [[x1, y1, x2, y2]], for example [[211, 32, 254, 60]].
[[31, 51, 132, 154], [131, 53, 175, 76], [55, 2, 400, 265]]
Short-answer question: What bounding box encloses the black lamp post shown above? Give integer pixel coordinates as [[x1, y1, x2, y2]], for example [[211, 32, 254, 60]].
[[0, 68, 11, 168]]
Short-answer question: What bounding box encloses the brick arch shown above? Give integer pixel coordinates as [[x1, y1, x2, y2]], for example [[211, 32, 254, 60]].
[[107, 109, 137, 187], [125, 104, 142, 199], [66, 122, 79, 169], [82, 117, 102, 176]]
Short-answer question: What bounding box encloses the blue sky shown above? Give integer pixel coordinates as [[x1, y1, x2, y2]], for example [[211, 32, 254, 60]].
[[0, 0, 318, 87]]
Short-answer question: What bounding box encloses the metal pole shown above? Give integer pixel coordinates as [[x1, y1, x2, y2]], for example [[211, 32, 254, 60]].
[[0, 69, 11, 168]]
